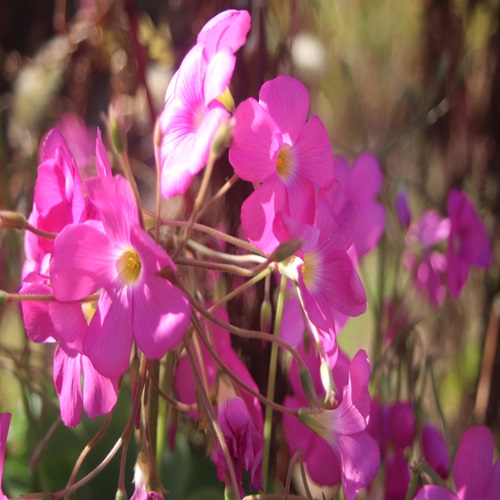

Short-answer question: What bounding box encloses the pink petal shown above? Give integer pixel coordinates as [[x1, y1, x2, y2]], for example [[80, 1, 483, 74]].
[[422, 423, 450, 479], [53, 344, 83, 427], [132, 274, 190, 360], [486, 460, 500, 500], [293, 115, 334, 187], [334, 156, 350, 189], [50, 221, 116, 301], [229, 98, 280, 182], [274, 212, 319, 254], [286, 177, 316, 226], [49, 300, 88, 347], [388, 402, 415, 450], [0, 413, 12, 490], [454, 425, 495, 499], [84, 287, 134, 378], [197, 9, 251, 58], [130, 225, 175, 274], [85, 176, 138, 244], [203, 49, 235, 105], [415, 486, 458, 500], [354, 203, 385, 257], [95, 128, 112, 177], [259, 76, 309, 144], [240, 176, 288, 253], [81, 355, 118, 418], [335, 431, 380, 500], [347, 152, 383, 205]]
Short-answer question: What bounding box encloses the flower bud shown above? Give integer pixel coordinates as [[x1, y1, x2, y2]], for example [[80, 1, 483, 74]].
[[395, 190, 411, 228], [421, 423, 450, 479], [260, 298, 272, 333], [210, 118, 232, 160], [0, 210, 27, 230], [0, 290, 7, 307], [108, 104, 127, 155], [273, 239, 304, 262], [298, 365, 320, 410]]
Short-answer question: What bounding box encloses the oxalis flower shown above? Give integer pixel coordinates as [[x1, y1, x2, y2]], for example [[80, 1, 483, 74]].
[[50, 175, 190, 378], [294, 350, 380, 499], [229, 75, 334, 253]]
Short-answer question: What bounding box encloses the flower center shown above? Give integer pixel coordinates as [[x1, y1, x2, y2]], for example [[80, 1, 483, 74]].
[[301, 251, 320, 292], [82, 300, 98, 325], [276, 145, 294, 182], [117, 248, 142, 285]]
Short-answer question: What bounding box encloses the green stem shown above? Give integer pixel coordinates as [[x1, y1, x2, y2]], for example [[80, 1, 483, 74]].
[[262, 276, 287, 493]]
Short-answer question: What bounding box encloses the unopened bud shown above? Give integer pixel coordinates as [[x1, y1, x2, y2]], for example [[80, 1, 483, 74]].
[[224, 486, 236, 500], [260, 299, 272, 333], [115, 488, 127, 500], [299, 365, 320, 410], [210, 118, 232, 160], [0, 210, 27, 230], [0, 291, 7, 307], [273, 239, 304, 262]]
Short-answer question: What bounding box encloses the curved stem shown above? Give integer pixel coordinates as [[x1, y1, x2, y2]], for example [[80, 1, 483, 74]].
[[196, 173, 239, 221], [176, 256, 274, 277]]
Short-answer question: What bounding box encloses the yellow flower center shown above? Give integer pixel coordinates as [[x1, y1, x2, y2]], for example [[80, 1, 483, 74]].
[[301, 251, 320, 292], [116, 248, 142, 285], [82, 300, 98, 325], [276, 146, 294, 181]]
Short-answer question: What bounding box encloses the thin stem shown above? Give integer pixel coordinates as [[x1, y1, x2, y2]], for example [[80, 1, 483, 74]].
[[150, 367, 198, 413], [176, 256, 274, 277], [25, 222, 58, 240], [196, 173, 239, 221], [262, 276, 287, 492], [186, 239, 266, 265], [184, 337, 241, 499], [4, 291, 100, 303]]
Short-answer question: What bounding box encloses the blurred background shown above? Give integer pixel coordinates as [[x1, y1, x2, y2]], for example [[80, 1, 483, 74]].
[[0, 0, 499, 497]]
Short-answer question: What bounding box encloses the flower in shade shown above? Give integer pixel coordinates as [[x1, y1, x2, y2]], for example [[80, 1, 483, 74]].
[[404, 210, 450, 306], [415, 425, 500, 499], [422, 423, 450, 480], [20, 274, 118, 427], [396, 189, 411, 228], [159, 10, 250, 199], [214, 374, 263, 495], [332, 152, 385, 257], [229, 75, 334, 253], [285, 349, 380, 499], [446, 189, 491, 299], [50, 175, 190, 378], [0, 413, 11, 500]]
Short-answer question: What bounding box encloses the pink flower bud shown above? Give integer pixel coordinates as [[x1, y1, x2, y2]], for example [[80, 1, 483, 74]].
[[421, 423, 450, 479]]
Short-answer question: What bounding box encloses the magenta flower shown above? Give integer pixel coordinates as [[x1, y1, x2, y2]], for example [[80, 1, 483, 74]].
[[422, 423, 450, 480], [333, 152, 385, 257], [404, 210, 450, 306], [20, 275, 118, 427], [215, 375, 263, 494], [285, 348, 380, 499], [396, 189, 411, 228], [0, 413, 10, 500], [416, 425, 500, 499], [159, 10, 250, 200], [229, 75, 334, 253], [446, 189, 491, 299], [50, 175, 190, 378]]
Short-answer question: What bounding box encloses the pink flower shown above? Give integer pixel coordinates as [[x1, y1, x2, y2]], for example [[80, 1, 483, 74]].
[[0, 413, 10, 500], [215, 375, 263, 494], [396, 190, 411, 228], [20, 274, 118, 427], [415, 425, 500, 500], [446, 189, 491, 299], [422, 423, 450, 480], [159, 10, 250, 199], [285, 349, 380, 499], [333, 152, 385, 257], [404, 210, 450, 306], [50, 175, 190, 378], [229, 75, 334, 253]]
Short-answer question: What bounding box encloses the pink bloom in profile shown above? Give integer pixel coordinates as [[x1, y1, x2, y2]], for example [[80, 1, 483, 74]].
[[333, 152, 385, 257], [229, 75, 334, 253], [20, 274, 118, 427], [215, 375, 263, 494], [0, 413, 11, 500], [279, 189, 366, 333], [396, 190, 411, 228], [447, 189, 491, 299], [50, 175, 190, 378], [159, 10, 250, 199], [286, 349, 380, 499], [416, 425, 500, 500], [422, 423, 450, 480], [404, 210, 450, 306]]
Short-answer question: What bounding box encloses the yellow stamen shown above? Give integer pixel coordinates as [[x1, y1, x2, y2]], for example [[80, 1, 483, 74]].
[[301, 251, 320, 292], [117, 248, 142, 285], [276, 146, 294, 181], [82, 300, 98, 325]]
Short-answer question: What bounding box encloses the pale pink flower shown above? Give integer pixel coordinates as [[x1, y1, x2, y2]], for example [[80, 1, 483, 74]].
[[229, 75, 334, 253], [404, 210, 450, 306], [415, 426, 500, 500], [20, 274, 118, 427], [159, 10, 250, 199], [285, 349, 380, 499], [0, 413, 10, 500], [333, 152, 385, 257], [447, 189, 491, 299], [50, 175, 190, 378]]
